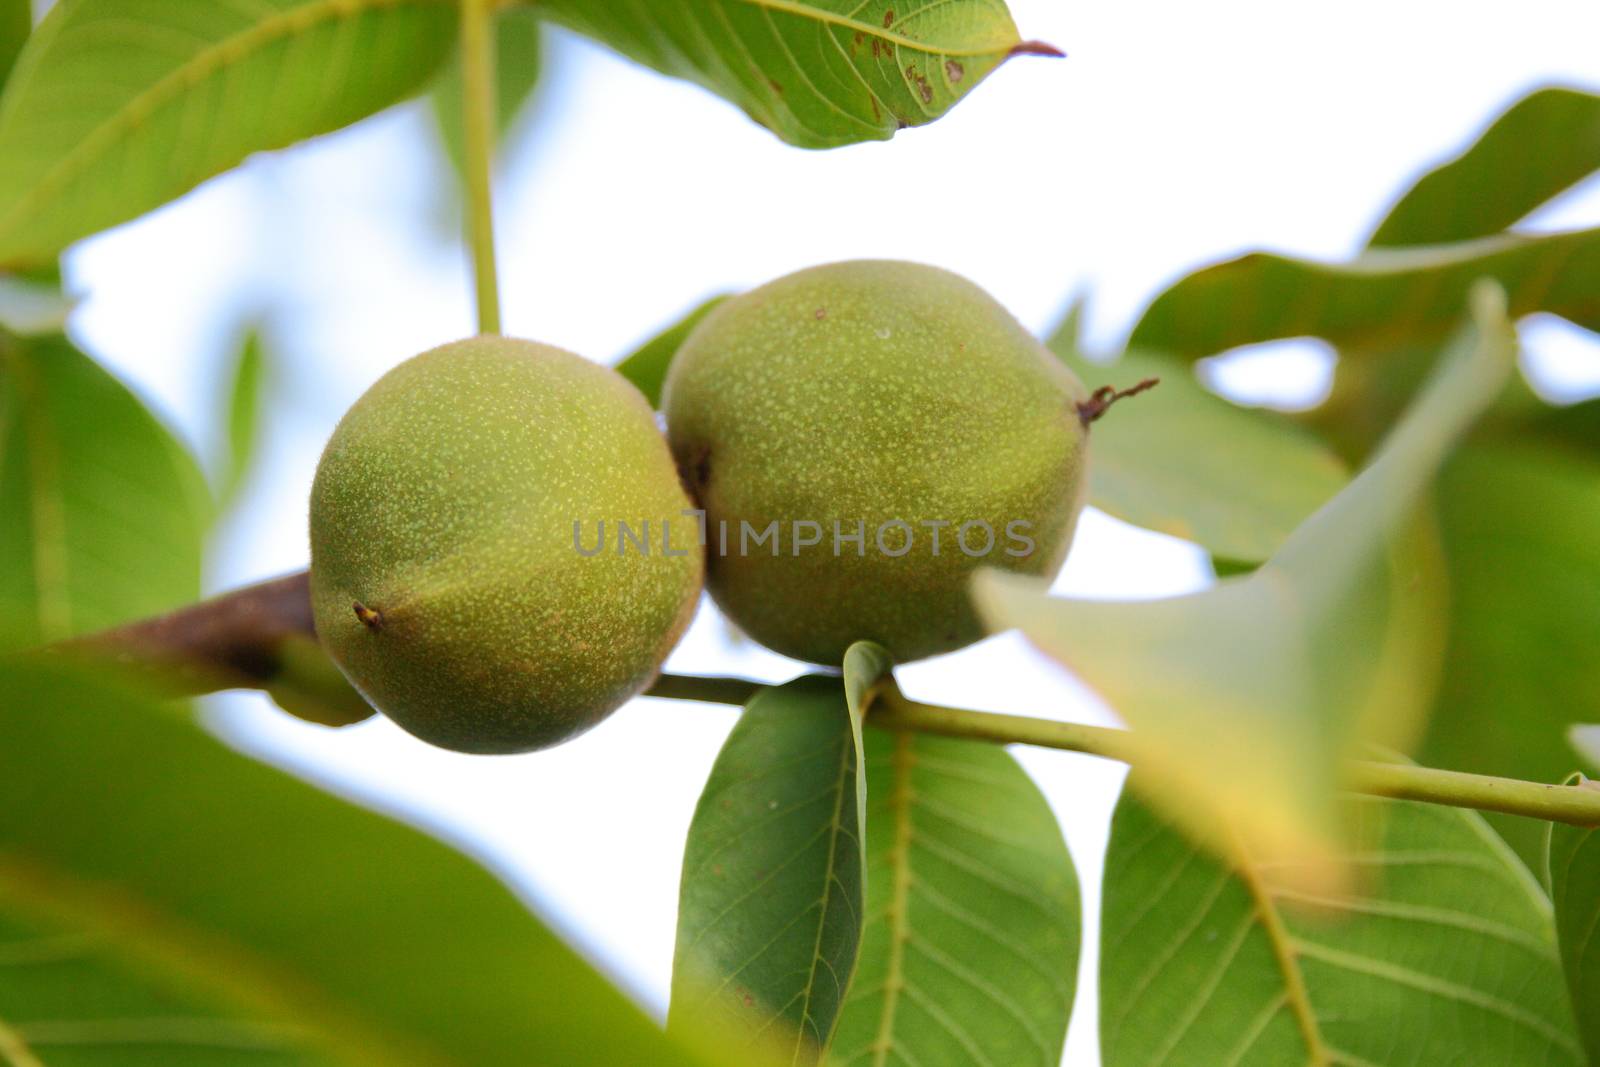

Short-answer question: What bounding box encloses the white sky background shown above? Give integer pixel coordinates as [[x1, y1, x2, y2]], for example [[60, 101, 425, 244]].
[[60, 2, 1600, 1063]]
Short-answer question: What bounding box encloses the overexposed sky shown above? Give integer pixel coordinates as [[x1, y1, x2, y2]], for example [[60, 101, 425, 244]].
[[59, 2, 1600, 1063]]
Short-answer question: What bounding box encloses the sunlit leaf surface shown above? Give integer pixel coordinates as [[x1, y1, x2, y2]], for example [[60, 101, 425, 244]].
[[1102, 785, 1580, 1066], [0, 0, 459, 266], [537, 0, 1052, 149]]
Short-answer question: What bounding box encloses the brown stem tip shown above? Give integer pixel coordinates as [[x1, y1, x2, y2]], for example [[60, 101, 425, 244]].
[[352, 602, 383, 631], [1077, 378, 1160, 426], [1009, 40, 1066, 59]]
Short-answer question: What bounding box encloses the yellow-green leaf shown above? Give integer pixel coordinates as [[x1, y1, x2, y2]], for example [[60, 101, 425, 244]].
[[536, 0, 1055, 150], [0, 0, 459, 267], [975, 284, 1516, 888]]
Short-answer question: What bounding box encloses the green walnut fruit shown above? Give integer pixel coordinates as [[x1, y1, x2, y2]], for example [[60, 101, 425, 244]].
[[310, 336, 703, 754], [662, 260, 1092, 665]]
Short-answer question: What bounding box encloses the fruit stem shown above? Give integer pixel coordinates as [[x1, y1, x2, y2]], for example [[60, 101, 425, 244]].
[[1077, 377, 1159, 426], [649, 672, 1600, 828], [460, 0, 502, 335]]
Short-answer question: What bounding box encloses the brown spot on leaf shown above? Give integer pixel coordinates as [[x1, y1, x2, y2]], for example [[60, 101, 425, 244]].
[[767, 77, 783, 95], [945, 59, 965, 83], [907, 64, 933, 103], [814, 307, 827, 320], [882, 8, 895, 27]]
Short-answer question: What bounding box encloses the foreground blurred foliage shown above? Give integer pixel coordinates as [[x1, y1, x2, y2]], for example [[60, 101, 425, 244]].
[[0, 660, 746, 1067], [0, 0, 1596, 1062]]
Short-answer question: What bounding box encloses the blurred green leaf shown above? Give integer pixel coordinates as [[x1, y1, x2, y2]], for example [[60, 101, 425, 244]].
[[536, 0, 1054, 150], [1049, 323, 1349, 562], [0, 0, 459, 267], [1370, 87, 1600, 248], [218, 330, 265, 510], [1128, 227, 1599, 361], [0, 0, 27, 88], [0, 332, 208, 649], [1102, 783, 1580, 1066], [430, 5, 541, 182], [831, 727, 1080, 1067], [669, 675, 866, 1063], [1417, 441, 1600, 865], [975, 286, 1514, 888], [0, 659, 734, 1067], [617, 295, 729, 409], [1546, 780, 1600, 1065]]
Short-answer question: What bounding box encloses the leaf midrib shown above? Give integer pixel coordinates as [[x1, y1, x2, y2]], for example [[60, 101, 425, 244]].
[[1231, 837, 1331, 1067], [0, 0, 455, 250], [867, 731, 916, 1067], [701, 0, 1019, 58], [791, 730, 857, 1062]]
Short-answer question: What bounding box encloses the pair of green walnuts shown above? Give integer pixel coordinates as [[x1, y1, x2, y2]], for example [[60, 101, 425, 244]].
[[310, 260, 1098, 754]]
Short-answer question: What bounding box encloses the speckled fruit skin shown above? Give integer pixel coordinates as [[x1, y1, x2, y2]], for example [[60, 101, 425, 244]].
[[662, 260, 1091, 666], [310, 337, 703, 754]]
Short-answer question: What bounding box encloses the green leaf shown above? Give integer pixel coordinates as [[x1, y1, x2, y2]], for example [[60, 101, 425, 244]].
[[218, 329, 265, 509], [1548, 777, 1600, 1065], [1048, 331, 1349, 563], [830, 727, 1080, 1067], [536, 0, 1055, 150], [430, 4, 541, 182], [975, 285, 1514, 887], [0, 332, 209, 649], [670, 675, 867, 1063], [1128, 227, 1600, 361], [617, 295, 730, 408], [0, 659, 733, 1067], [1101, 783, 1581, 1067], [0, 0, 27, 88], [0, 0, 459, 268], [1417, 440, 1600, 866], [1370, 87, 1600, 248]]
